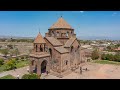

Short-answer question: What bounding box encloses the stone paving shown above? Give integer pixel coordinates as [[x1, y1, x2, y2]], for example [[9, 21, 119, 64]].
[[42, 62, 120, 79], [1, 62, 120, 79]]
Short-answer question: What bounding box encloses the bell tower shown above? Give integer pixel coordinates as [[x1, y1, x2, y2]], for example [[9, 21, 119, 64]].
[[34, 32, 46, 53], [30, 32, 50, 75]]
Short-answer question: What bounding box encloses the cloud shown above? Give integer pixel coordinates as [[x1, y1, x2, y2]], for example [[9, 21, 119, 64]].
[[79, 11, 84, 13]]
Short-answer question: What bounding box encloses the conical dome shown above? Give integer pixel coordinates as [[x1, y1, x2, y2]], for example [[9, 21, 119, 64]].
[[50, 17, 72, 29], [34, 32, 46, 43]]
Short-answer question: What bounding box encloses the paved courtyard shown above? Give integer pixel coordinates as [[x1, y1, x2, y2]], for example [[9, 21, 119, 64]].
[[42, 62, 120, 79], [1, 62, 120, 79]]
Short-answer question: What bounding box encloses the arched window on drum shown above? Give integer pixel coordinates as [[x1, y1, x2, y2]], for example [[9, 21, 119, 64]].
[[66, 31, 69, 37], [56, 32, 59, 37], [51, 31, 54, 37]]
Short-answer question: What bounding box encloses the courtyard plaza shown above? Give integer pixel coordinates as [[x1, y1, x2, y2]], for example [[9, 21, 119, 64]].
[[1, 62, 120, 79], [41, 62, 120, 79]]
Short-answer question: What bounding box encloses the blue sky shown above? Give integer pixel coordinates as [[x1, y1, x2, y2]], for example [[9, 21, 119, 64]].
[[0, 11, 120, 39]]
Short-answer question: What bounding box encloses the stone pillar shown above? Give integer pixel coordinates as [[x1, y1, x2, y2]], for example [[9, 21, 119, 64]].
[[29, 58, 33, 73], [46, 60, 50, 73], [37, 59, 41, 75]]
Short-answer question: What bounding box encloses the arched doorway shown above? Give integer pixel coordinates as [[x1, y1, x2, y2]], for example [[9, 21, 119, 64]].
[[41, 60, 47, 73]]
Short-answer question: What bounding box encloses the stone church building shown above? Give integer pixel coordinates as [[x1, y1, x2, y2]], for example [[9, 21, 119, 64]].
[[29, 16, 85, 77]]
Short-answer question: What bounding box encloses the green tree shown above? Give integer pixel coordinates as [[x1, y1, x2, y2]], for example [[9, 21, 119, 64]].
[[114, 54, 120, 62], [101, 54, 106, 60], [5, 59, 16, 70], [0, 58, 4, 66], [91, 49, 99, 60], [108, 54, 114, 61], [22, 73, 39, 79], [105, 54, 110, 60]]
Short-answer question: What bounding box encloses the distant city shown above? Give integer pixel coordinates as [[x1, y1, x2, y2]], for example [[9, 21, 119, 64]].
[[0, 35, 119, 40]]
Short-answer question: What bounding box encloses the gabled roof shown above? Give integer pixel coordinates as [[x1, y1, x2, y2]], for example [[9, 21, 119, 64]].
[[64, 37, 76, 47], [49, 17, 73, 29], [34, 32, 46, 43], [54, 46, 69, 54], [45, 37, 63, 46]]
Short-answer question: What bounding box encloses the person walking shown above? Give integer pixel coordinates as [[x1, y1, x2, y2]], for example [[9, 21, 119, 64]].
[[46, 71, 48, 75], [80, 67, 82, 74]]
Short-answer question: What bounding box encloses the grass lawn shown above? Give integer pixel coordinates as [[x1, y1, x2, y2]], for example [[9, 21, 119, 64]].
[[0, 60, 29, 73], [16, 60, 29, 68], [0, 65, 6, 72], [92, 60, 120, 65], [0, 74, 15, 79]]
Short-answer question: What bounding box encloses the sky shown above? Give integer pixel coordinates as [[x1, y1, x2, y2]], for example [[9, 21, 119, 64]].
[[0, 11, 120, 39]]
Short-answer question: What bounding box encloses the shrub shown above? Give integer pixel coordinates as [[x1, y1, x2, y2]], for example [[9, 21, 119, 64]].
[[21, 56, 24, 60], [22, 73, 39, 79], [91, 49, 99, 60], [0, 58, 4, 66], [24, 55, 29, 59], [101, 54, 106, 60], [101, 53, 120, 62], [15, 57, 19, 61], [5, 59, 16, 70], [114, 54, 120, 62]]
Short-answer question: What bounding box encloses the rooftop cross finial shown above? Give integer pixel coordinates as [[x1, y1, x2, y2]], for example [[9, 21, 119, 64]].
[[39, 28, 40, 34], [60, 12, 63, 18]]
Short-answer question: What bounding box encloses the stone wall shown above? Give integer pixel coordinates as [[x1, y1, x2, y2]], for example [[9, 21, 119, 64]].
[[61, 53, 70, 72], [70, 39, 80, 68], [51, 49, 61, 73], [44, 38, 55, 59]]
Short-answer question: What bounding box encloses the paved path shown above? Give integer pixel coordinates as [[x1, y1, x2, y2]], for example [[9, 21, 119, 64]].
[[0, 66, 29, 79]]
